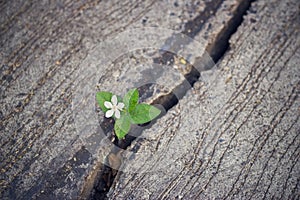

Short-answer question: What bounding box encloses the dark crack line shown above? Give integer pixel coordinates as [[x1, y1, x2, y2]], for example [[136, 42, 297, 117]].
[[89, 1, 257, 200]]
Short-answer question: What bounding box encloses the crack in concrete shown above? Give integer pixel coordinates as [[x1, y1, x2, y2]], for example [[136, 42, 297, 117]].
[[88, 1, 256, 199]]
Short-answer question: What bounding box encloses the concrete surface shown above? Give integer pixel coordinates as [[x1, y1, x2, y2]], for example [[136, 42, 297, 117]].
[[108, 0, 300, 199], [0, 0, 299, 199]]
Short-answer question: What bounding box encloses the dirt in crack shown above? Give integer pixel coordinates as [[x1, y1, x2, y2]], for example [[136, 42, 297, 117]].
[[89, 84, 174, 200], [89, 0, 255, 199]]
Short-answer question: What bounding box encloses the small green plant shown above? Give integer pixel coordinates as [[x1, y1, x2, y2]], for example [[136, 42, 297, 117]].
[[96, 88, 161, 139]]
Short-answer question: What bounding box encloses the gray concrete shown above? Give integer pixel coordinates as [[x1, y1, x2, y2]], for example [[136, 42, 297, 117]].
[[108, 0, 300, 199], [0, 0, 299, 199]]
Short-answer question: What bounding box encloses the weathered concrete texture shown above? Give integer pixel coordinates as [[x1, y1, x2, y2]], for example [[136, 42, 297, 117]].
[[109, 0, 300, 199], [0, 0, 254, 199]]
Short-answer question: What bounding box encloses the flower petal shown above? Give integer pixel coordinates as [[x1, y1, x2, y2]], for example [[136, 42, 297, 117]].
[[117, 102, 124, 109], [105, 109, 114, 118], [111, 95, 118, 106], [104, 101, 112, 109], [115, 109, 120, 119]]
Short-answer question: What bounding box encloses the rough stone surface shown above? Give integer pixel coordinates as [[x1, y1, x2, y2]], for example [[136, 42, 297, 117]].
[[108, 0, 300, 199], [0, 0, 254, 199]]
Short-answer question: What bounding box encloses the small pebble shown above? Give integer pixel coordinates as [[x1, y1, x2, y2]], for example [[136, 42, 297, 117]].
[[180, 58, 186, 65]]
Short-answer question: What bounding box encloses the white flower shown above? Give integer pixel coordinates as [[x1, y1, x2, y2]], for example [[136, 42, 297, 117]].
[[104, 95, 124, 119]]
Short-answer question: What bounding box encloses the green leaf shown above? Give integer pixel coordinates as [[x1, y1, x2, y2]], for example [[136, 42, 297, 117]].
[[114, 114, 131, 139], [130, 104, 161, 124], [123, 88, 139, 113], [96, 91, 113, 112]]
